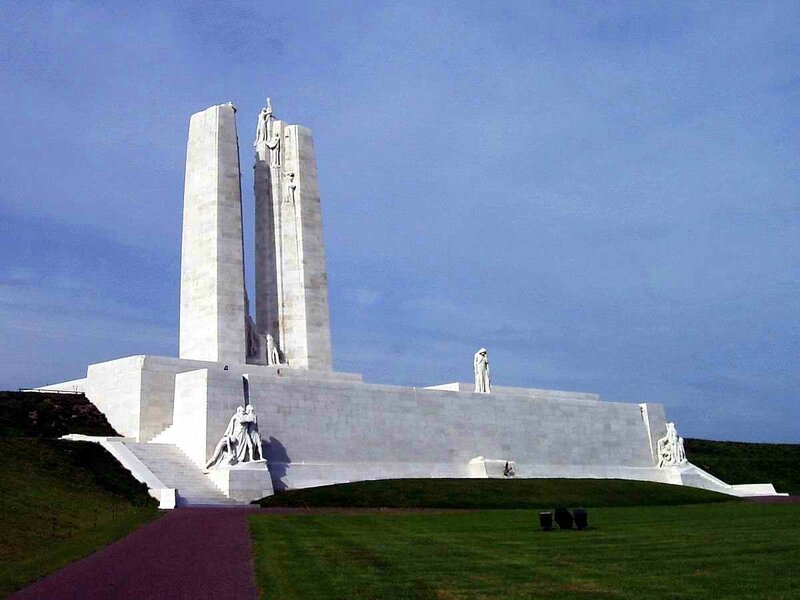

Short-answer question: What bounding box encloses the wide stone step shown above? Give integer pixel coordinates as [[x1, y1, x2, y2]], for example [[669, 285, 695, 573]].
[[124, 441, 245, 506]]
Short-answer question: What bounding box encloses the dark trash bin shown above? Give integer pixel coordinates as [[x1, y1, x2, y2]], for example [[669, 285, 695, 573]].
[[574, 508, 588, 530], [554, 507, 574, 530], [539, 511, 553, 531]]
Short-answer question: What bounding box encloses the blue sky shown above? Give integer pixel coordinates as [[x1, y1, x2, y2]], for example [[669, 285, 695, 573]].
[[1, 2, 797, 442]]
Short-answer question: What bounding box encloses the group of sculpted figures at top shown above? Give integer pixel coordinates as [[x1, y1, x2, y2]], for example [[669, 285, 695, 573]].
[[242, 98, 300, 367], [255, 97, 296, 203]]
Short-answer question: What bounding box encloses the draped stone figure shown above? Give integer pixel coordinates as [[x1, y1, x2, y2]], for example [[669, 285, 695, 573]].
[[474, 348, 491, 393], [255, 98, 281, 167], [266, 333, 282, 366], [255, 108, 267, 144], [255, 98, 273, 144], [205, 406, 264, 469], [266, 129, 281, 167], [245, 405, 263, 461], [657, 422, 687, 468], [284, 172, 296, 204]]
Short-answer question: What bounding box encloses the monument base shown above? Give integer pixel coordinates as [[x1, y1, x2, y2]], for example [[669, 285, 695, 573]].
[[40, 354, 787, 506], [207, 460, 274, 502]]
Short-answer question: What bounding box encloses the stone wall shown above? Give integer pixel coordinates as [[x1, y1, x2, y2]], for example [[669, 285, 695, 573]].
[[172, 368, 670, 490], [81, 355, 362, 443]]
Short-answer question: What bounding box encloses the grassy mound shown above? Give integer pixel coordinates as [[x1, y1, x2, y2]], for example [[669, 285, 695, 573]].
[[0, 391, 158, 597], [686, 438, 800, 495], [250, 503, 800, 599], [0, 391, 117, 438], [256, 477, 733, 509]]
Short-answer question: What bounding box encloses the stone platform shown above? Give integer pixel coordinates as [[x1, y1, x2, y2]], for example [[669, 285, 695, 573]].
[[45, 354, 785, 505]]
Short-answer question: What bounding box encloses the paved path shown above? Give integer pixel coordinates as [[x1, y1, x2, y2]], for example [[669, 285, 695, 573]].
[[10, 505, 460, 600], [10, 508, 260, 600]]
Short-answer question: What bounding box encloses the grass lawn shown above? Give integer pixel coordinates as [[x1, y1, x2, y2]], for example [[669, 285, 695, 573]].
[[250, 502, 800, 599], [0, 392, 160, 598], [256, 478, 733, 509]]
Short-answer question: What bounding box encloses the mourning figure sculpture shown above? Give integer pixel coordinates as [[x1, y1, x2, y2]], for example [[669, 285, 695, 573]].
[[205, 405, 264, 470], [656, 422, 687, 468], [474, 348, 491, 393]]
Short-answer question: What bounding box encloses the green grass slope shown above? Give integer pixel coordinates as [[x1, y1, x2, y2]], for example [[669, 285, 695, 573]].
[[0, 392, 159, 598], [250, 503, 800, 599], [256, 477, 733, 509], [0, 391, 117, 438], [686, 438, 800, 495]]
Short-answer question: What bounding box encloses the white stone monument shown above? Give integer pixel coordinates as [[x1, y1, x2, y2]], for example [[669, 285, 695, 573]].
[[38, 96, 786, 507]]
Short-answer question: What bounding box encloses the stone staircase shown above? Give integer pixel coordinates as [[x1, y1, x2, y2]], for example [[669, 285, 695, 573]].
[[148, 424, 176, 444], [124, 442, 243, 507], [677, 463, 785, 497]]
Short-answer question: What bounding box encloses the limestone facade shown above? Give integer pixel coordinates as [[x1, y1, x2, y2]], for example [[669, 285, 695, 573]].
[[179, 104, 247, 365]]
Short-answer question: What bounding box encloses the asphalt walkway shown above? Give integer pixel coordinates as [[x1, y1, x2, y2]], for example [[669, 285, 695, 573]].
[[10, 508, 259, 600]]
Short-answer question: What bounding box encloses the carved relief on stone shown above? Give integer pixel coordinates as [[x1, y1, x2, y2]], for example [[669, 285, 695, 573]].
[[656, 422, 687, 468], [205, 406, 264, 470], [474, 348, 491, 393]]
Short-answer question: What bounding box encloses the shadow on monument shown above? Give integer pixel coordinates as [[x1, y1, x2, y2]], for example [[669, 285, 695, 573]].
[[263, 436, 291, 491]]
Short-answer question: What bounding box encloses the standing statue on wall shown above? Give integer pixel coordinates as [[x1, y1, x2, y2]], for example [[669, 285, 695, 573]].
[[205, 406, 264, 469], [254, 99, 271, 145], [255, 98, 281, 167], [656, 422, 687, 468], [266, 130, 281, 168], [474, 348, 491, 393], [266, 333, 282, 366], [284, 172, 296, 204]]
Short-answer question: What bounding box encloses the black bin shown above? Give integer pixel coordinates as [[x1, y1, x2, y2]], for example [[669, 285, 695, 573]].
[[554, 507, 574, 530], [574, 508, 588, 530]]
